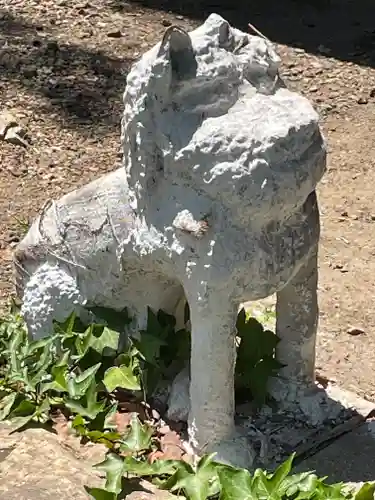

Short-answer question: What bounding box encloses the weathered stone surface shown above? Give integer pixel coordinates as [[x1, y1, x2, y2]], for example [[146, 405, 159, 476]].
[[0, 423, 102, 499], [14, 14, 326, 468], [0, 423, 176, 499], [0, 111, 30, 147]]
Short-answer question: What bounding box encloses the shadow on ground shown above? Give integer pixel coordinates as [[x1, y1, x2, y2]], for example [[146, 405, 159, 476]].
[[294, 420, 375, 483], [115, 0, 375, 68], [0, 10, 132, 134]]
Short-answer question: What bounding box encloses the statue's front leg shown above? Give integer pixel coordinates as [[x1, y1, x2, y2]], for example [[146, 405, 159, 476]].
[[187, 292, 255, 469]]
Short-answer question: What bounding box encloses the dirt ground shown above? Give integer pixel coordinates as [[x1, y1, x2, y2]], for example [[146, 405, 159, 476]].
[[1, 0, 375, 399]]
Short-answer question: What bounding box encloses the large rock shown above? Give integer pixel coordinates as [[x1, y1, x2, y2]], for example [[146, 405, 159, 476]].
[[0, 424, 102, 499], [14, 14, 326, 469], [0, 423, 175, 499]]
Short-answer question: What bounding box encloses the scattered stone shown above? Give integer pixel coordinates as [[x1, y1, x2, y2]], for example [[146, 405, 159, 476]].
[[0, 112, 30, 148], [332, 263, 349, 273], [347, 327, 365, 336], [8, 166, 28, 177], [357, 96, 368, 105], [75, 1, 91, 9], [161, 19, 172, 27], [46, 40, 59, 53], [5, 232, 20, 244], [78, 30, 93, 38], [107, 30, 122, 38], [23, 66, 38, 78]]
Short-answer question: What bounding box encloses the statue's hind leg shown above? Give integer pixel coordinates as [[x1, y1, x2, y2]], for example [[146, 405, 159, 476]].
[[273, 245, 318, 399], [271, 245, 341, 424]]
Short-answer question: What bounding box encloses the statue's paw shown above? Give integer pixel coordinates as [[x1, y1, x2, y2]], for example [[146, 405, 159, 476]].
[[270, 378, 343, 426], [207, 430, 256, 470]]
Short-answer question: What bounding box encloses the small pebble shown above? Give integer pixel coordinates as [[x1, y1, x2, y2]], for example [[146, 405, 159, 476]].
[[347, 327, 365, 336], [357, 96, 368, 104], [151, 408, 160, 420], [107, 30, 122, 38]]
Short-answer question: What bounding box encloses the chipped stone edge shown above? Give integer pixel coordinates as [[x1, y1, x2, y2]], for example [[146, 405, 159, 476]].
[[325, 383, 375, 420]]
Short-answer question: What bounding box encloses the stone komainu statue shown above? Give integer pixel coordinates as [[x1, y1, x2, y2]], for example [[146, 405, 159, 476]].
[[14, 14, 326, 468]]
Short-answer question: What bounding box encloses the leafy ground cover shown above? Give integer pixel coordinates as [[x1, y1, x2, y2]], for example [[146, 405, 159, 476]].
[[0, 302, 374, 499]]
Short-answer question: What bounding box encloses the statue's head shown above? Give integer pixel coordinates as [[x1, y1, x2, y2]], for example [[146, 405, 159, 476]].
[[123, 14, 325, 226]]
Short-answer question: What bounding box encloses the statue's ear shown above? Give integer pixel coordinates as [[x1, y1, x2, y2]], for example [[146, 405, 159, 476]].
[[218, 20, 231, 47], [161, 26, 197, 81]]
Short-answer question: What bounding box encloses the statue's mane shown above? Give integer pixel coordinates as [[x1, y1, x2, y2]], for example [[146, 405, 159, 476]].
[[122, 14, 325, 224]]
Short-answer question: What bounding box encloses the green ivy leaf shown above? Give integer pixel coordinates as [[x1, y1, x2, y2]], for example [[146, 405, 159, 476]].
[[65, 380, 106, 419], [40, 364, 69, 393], [95, 452, 126, 494], [35, 397, 51, 417], [54, 312, 77, 338], [0, 392, 18, 420], [103, 365, 141, 393], [9, 328, 25, 374], [75, 324, 94, 358], [235, 308, 282, 406], [119, 414, 153, 453], [217, 465, 255, 500], [87, 402, 119, 433], [157, 309, 176, 330], [103, 403, 118, 430], [132, 333, 166, 367], [145, 307, 164, 337], [262, 454, 294, 496], [88, 306, 131, 333], [122, 456, 179, 477], [236, 309, 279, 367], [72, 414, 86, 429], [9, 398, 36, 417], [8, 399, 37, 431], [160, 456, 219, 500], [8, 414, 36, 431], [29, 347, 54, 388], [237, 358, 282, 407], [84, 487, 118, 500], [159, 327, 191, 372], [85, 430, 122, 446], [280, 471, 319, 498], [67, 363, 101, 399], [89, 327, 121, 357], [354, 483, 375, 500], [27, 336, 56, 356]]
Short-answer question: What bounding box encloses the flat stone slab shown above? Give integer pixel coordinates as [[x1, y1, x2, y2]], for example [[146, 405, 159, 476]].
[[237, 383, 375, 471], [0, 424, 102, 499], [294, 420, 375, 484], [0, 423, 176, 499]]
